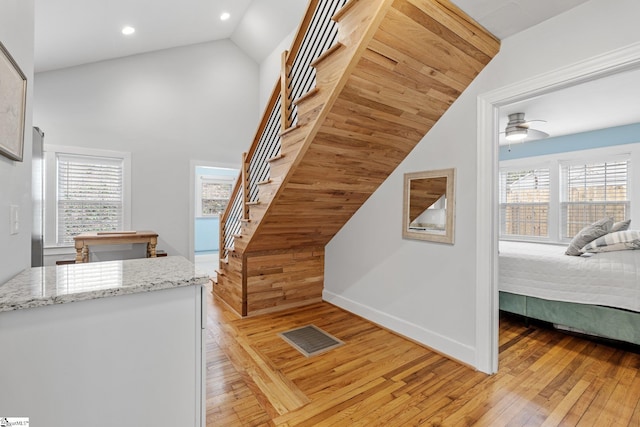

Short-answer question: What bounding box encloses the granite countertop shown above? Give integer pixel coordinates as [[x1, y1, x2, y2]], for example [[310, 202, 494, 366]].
[[0, 256, 209, 313]]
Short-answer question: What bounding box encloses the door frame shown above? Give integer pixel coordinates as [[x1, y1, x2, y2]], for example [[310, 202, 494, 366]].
[[188, 160, 239, 263], [475, 41, 640, 374]]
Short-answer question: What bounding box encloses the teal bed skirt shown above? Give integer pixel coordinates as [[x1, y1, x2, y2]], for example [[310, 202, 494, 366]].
[[499, 291, 640, 346]]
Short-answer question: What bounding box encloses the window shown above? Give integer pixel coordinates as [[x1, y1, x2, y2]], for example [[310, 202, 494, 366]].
[[499, 168, 550, 238], [499, 145, 635, 244], [201, 179, 233, 216], [44, 146, 131, 248], [560, 160, 629, 239], [56, 154, 124, 245]]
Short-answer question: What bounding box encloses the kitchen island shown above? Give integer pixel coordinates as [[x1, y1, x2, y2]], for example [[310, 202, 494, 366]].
[[0, 256, 208, 427]]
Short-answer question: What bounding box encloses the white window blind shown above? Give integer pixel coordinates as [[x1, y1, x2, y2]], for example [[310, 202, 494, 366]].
[[561, 160, 629, 239], [57, 153, 124, 246], [499, 168, 550, 238]]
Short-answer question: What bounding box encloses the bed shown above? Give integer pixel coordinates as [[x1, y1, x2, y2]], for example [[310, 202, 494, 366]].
[[499, 240, 640, 345]]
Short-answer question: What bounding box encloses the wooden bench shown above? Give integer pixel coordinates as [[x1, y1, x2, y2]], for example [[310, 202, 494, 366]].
[[73, 231, 159, 263]]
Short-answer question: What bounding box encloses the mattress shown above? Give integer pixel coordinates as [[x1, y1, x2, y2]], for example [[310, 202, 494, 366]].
[[499, 241, 640, 312]]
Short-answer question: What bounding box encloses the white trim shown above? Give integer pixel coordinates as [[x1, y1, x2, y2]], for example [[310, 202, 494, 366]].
[[476, 41, 640, 374], [475, 96, 499, 374], [42, 246, 77, 255], [323, 290, 476, 366], [501, 145, 637, 168]]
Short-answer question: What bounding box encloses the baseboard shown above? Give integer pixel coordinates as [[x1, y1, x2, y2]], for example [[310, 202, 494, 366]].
[[323, 290, 477, 369]]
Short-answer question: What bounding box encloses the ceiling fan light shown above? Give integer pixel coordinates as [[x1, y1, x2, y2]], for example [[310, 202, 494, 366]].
[[505, 128, 527, 141]]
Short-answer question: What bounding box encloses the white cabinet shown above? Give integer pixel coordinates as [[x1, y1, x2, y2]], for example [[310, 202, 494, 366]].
[[0, 284, 205, 427]]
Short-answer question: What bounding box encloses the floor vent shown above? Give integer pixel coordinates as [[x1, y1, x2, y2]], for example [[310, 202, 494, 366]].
[[279, 325, 344, 357]]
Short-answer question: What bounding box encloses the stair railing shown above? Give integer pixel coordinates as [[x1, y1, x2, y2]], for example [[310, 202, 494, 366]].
[[219, 0, 347, 260]]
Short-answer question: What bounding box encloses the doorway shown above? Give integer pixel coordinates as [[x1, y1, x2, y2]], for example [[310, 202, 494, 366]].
[[476, 42, 640, 374], [192, 164, 239, 279]]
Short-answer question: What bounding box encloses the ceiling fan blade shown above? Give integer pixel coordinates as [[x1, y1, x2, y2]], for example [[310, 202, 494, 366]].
[[521, 119, 547, 128], [527, 128, 549, 140]]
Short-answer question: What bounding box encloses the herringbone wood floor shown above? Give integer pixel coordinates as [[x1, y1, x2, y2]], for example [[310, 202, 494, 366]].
[[204, 284, 640, 426]]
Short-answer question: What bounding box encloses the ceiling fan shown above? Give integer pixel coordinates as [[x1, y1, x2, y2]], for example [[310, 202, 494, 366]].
[[503, 112, 549, 142]]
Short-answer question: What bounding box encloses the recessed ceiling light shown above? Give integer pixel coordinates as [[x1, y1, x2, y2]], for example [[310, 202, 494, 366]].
[[220, 12, 231, 21], [122, 26, 136, 36]]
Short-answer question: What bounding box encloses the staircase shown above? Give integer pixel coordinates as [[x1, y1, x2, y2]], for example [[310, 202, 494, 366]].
[[215, 0, 500, 317]]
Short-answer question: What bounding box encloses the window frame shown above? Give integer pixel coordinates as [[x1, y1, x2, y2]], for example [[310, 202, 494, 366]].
[[195, 175, 235, 219], [44, 145, 132, 251], [499, 165, 552, 241], [559, 155, 630, 241], [499, 143, 638, 244]]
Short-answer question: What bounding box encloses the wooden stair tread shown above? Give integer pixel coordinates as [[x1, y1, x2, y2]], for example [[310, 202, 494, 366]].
[[293, 88, 320, 106], [310, 43, 345, 68], [246, 201, 260, 206], [332, 0, 359, 22], [267, 154, 285, 162], [257, 179, 272, 185], [280, 124, 302, 137]]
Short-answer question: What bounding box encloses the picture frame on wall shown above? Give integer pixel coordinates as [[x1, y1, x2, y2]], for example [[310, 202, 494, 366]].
[[0, 41, 27, 162]]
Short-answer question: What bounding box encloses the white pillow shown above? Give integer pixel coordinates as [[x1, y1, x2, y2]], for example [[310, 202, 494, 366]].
[[581, 230, 640, 253]]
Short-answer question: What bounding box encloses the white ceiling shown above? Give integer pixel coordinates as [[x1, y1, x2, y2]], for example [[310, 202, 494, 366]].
[[34, 0, 307, 72], [451, 0, 589, 40], [34, 0, 590, 73], [498, 67, 640, 144], [35, 0, 639, 141]]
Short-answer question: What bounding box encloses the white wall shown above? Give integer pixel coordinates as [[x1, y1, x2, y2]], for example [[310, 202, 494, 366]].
[[0, 0, 34, 283], [258, 29, 296, 111], [324, 0, 640, 368], [231, 0, 307, 65], [34, 40, 259, 260]]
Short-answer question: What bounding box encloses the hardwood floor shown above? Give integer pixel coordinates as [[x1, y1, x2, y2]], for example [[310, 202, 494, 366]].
[[204, 284, 640, 426]]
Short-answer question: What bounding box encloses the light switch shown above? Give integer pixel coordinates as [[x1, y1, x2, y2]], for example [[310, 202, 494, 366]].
[[10, 205, 19, 235]]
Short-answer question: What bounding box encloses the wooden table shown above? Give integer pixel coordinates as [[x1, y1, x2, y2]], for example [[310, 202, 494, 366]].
[[73, 231, 159, 263]]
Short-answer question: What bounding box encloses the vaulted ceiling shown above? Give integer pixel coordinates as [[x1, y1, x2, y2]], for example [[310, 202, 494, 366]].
[[35, 0, 589, 72], [36, 0, 640, 140]]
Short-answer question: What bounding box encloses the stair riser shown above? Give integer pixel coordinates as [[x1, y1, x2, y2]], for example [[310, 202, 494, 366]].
[[335, 0, 390, 52], [257, 183, 280, 204], [294, 100, 325, 127], [267, 157, 294, 181]]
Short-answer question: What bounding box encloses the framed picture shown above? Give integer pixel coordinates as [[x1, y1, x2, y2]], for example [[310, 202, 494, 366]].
[[0, 41, 27, 162]]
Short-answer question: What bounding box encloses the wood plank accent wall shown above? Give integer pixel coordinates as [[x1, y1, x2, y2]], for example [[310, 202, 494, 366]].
[[246, 248, 324, 317], [215, 251, 245, 315]]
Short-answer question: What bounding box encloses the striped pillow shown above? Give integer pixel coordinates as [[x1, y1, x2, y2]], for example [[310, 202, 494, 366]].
[[581, 230, 640, 253]]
